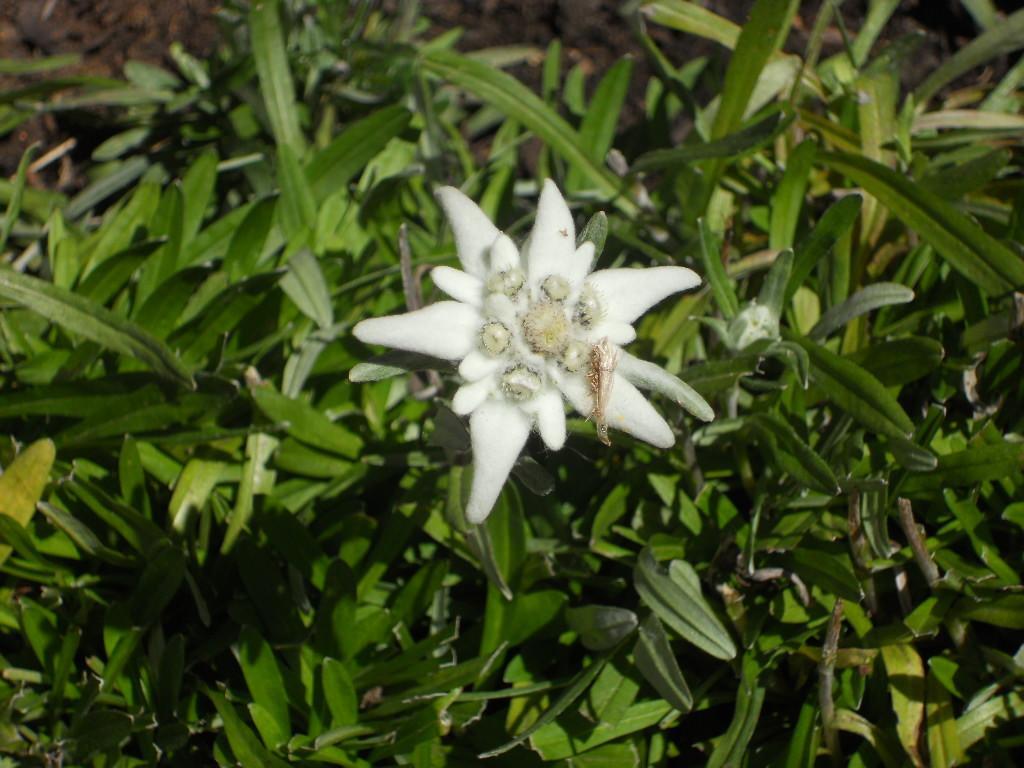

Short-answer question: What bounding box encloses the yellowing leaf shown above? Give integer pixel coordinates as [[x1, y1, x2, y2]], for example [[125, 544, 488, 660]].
[[881, 644, 925, 767], [0, 438, 56, 566]]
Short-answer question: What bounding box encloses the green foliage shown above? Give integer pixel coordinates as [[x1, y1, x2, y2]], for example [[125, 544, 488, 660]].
[[2, 2, 1024, 765]]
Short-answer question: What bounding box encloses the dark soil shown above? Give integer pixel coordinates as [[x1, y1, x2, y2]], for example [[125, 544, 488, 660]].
[[0, 0, 220, 181]]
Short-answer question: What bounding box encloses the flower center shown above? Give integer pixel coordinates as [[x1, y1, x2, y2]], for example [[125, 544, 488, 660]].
[[501, 364, 542, 401], [522, 301, 570, 356], [561, 340, 590, 373], [541, 274, 570, 302], [485, 268, 525, 298], [573, 285, 604, 328], [480, 320, 512, 356]]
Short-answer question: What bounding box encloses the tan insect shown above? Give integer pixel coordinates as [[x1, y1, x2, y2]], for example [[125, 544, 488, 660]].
[[587, 337, 619, 446], [559, 227, 569, 237]]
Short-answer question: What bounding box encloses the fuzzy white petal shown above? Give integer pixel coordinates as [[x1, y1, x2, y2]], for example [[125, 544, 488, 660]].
[[552, 369, 592, 417], [353, 301, 480, 360], [586, 320, 637, 346], [489, 233, 521, 273], [521, 390, 567, 450], [459, 351, 502, 381], [565, 241, 596, 293], [435, 187, 500, 279], [466, 401, 532, 524], [452, 378, 494, 416], [431, 266, 483, 306], [483, 293, 518, 326], [586, 266, 702, 324], [525, 179, 576, 282], [605, 373, 675, 448]]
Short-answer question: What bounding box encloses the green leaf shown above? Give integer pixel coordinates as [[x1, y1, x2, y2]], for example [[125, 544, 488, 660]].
[[566, 58, 632, 190], [899, 443, 1024, 495], [222, 434, 279, 554], [789, 333, 914, 439], [750, 413, 839, 495], [787, 194, 862, 301], [809, 283, 915, 340], [953, 594, 1024, 629], [846, 336, 944, 387], [698, 216, 740, 319], [421, 49, 631, 211], [633, 107, 791, 172], [281, 249, 333, 329], [236, 626, 292, 747], [957, 691, 1024, 751], [633, 613, 693, 712], [225, 197, 277, 281], [250, 384, 362, 458], [128, 542, 185, 626], [65, 157, 149, 220], [633, 548, 736, 660], [0, 268, 194, 387], [783, 699, 820, 768], [478, 654, 610, 757], [322, 658, 358, 728], [206, 688, 290, 768], [181, 150, 218, 245], [709, 0, 798, 173], [71, 710, 133, 760], [707, 658, 765, 768], [528, 699, 673, 761], [307, 105, 411, 202], [915, 9, 1024, 105], [926, 670, 963, 767], [770, 139, 816, 250], [250, 0, 305, 155], [277, 144, 317, 239], [641, 1, 740, 47], [819, 152, 1024, 295], [566, 605, 639, 651], [0, 143, 35, 254]]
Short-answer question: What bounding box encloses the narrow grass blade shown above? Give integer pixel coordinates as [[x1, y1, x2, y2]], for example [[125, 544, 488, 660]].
[[250, 0, 305, 155], [820, 152, 1024, 295], [809, 283, 914, 340], [0, 269, 194, 387], [421, 49, 631, 211]]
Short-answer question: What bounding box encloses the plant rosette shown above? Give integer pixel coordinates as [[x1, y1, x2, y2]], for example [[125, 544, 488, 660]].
[[354, 181, 713, 523]]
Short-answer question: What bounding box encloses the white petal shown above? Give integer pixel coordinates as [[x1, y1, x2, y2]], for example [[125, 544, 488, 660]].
[[521, 390, 566, 450], [552, 368, 592, 417], [453, 378, 493, 416], [565, 241, 596, 292], [431, 266, 483, 306], [605, 373, 675, 448], [482, 293, 518, 326], [466, 401, 531, 524], [435, 187, 500, 279], [459, 350, 501, 381], [586, 266, 702, 324], [586, 320, 637, 346], [489, 233, 521, 273], [353, 301, 480, 360], [525, 179, 576, 283]]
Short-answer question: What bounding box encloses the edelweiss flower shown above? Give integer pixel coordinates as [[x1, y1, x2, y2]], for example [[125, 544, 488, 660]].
[[354, 181, 712, 523]]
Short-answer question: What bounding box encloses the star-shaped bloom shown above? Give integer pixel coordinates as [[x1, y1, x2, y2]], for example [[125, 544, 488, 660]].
[[354, 181, 712, 523]]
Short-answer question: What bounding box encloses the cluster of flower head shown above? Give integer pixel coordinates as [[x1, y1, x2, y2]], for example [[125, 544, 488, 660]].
[[354, 181, 711, 523]]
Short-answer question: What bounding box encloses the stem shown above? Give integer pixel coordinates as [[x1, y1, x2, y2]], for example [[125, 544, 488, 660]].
[[819, 600, 844, 765], [896, 497, 940, 588], [847, 488, 878, 615]]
